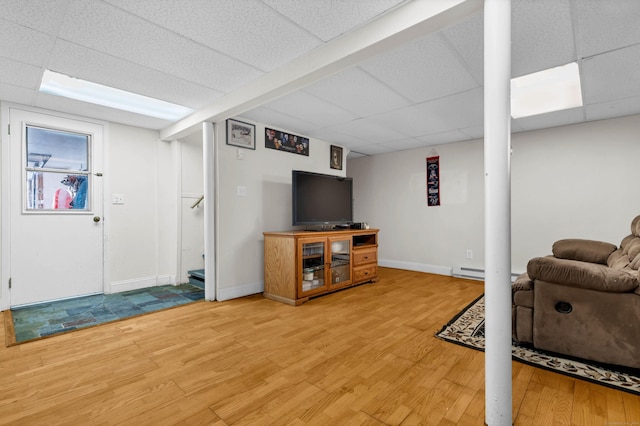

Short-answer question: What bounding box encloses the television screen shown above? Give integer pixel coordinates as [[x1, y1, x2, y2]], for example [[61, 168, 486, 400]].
[[292, 170, 353, 226]]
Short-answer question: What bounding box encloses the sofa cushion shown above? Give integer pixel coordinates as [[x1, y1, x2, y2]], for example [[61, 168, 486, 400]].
[[512, 273, 532, 292], [632, 215, 640, 237], [528, 256, 639, 293], [626, 237, 640, 260], [631, 253, 640, 271], [513, 306, 533, 343], [512, 273, 533, 307], [621, 234, 635, 252], [608, 249, 630, 270], [552, 239, 617, 264]]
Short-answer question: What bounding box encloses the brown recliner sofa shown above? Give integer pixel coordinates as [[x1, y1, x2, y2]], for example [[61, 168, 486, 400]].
[[512, 215, 640, 369]]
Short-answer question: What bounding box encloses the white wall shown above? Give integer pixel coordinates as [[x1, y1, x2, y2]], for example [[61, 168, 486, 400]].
[[348, 114, 640, 276], [215, 118, 344, 301], [107, 123, 177, 291], [178, 133, 205, 282]]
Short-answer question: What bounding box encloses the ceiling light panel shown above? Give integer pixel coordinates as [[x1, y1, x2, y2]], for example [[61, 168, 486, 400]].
[[511, 62, 583, 119], [40, 69, 193, 121]]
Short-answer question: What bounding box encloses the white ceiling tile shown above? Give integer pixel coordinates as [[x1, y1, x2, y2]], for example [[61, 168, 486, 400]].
[[305, 127, 365, 148], [371, 105, 451, 137], [0, 0, 70, 35], [239, 107, 318, 138], [416, 130, 472, 146], [360, 33, 479, 103], [514, 107, 585, 132], [0, 82, 36, 105], [58, 0, 263, 92], [577, 0, 640, 58], [441, 12, 483, 83], [0, 19, 55, 66], [415, 88, 484, 130], [380, 137, 435, 151], [581, 44, 640, 105], [459, 126, 484, 140], [366, 90, 482, 144], [105, 0, 322, 72], [323, 117, 409, 144], [262, 0, 406, 42], [349, 143, 394, 156], [444, 0, 576, 81], [0, 57, 42, 88], [48, 40, 223, 109], [260, 91, 357, 128], [585, 97, 640, 122], [303, 67, 410, 117], [511, 0, 575, 77], [1, 0, 637, 151]]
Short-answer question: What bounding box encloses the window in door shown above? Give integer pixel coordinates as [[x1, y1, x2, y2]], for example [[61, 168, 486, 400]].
[[24, 125, 91, 211]]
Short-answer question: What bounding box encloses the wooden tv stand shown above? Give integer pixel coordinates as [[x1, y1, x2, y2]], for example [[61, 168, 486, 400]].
[[263, 229, 379, 305]]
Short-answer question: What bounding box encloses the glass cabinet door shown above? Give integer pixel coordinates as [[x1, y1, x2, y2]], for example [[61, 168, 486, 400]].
[[299, 238, 328, 295], [329, 237, 351, 288]]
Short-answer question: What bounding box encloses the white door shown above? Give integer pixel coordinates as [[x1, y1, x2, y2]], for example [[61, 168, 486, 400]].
[[8, 108, 104, 306]]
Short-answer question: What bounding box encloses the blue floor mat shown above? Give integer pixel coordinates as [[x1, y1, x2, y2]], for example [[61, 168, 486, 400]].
[[10, 284, 204, 344]]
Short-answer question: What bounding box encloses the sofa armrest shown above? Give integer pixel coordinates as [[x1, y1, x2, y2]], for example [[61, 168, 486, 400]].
[[552, 239, 617, 264], [527, 256, 638, 293]]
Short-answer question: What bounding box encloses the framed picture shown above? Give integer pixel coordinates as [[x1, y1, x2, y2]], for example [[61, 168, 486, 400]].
[[330, 145, 343, 170], [265, 127, 309, 156], [226, 119, 255, 150]]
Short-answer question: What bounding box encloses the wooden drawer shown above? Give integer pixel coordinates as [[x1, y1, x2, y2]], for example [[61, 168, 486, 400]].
[[353, 247, 377, 265], [353, 264, 377, 282]]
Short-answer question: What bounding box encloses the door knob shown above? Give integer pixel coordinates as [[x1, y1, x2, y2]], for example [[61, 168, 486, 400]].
[[93, 216, 101, 222]]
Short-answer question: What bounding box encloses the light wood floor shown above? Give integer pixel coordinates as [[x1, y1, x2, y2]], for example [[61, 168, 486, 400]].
[[1, 267, 638, 425]]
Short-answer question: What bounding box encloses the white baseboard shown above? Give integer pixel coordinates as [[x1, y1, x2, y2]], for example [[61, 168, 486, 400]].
[[157, 274, 176, 285], [379, 259, 453, 276], [379, 259, 523, 282], [109, 274, 177, 293], [216, 281, 263, 302]]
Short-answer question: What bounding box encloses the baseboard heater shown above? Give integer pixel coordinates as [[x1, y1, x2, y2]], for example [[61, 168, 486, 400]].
[[452, 266, 521, 282], [452, 266, 485, 281]]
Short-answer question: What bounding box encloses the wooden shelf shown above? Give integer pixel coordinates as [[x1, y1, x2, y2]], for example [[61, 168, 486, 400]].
[[263, 229, 379, 305]]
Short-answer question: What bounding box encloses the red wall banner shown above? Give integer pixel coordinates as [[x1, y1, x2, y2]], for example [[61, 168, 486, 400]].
[[426, 156, 440, 206]]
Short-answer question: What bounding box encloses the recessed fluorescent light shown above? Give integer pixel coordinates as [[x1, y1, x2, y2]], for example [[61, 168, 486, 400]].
[[39, 69, 193, 121], [511, 62, 583, 119]]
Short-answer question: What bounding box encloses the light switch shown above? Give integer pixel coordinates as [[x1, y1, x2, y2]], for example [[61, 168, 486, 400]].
[[236, 148, 244, 160]]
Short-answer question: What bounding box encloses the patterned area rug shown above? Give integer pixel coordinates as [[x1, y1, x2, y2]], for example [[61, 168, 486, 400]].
[[5, 284, 204, 346], [436, 295, 640, 396]]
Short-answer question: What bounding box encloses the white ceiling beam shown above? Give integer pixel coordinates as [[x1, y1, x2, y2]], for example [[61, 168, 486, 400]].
[[160, 0, 483, 141]]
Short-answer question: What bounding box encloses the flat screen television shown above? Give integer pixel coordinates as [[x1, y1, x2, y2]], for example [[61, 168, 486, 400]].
[[292, 170, 353, 227]]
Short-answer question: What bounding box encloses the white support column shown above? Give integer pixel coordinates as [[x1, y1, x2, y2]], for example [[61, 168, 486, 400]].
[[484, 0, 512, 424], [203, 121, 216, 301]]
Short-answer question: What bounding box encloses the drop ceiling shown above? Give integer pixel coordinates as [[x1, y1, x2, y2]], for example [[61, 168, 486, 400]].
[[1, 0, 639, 158]]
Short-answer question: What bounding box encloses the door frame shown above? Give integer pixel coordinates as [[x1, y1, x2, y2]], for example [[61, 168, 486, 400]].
[[0, 102, 110, 310]]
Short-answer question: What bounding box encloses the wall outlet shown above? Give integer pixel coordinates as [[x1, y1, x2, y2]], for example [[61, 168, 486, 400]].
[[112, 194, 124, 204], [237, 186, 247, 196], [466, 249, 473, 259]]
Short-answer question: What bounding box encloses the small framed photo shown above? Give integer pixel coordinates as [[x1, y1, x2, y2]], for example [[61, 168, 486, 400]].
[[226, 119, 255, 150], [330, 145, 343, 170]]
